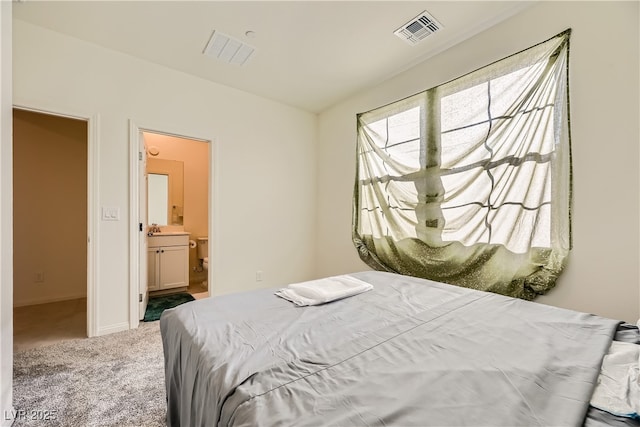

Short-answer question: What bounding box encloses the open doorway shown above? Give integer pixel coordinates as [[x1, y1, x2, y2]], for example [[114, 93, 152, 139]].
[[12, 108, 88, 351], [132, 126, 211, 326]]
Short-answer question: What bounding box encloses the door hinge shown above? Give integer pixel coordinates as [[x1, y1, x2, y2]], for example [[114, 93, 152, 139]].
[[139, 293, 143, 302], [139, 151, 143, 161], [139, 222, 143, 232]]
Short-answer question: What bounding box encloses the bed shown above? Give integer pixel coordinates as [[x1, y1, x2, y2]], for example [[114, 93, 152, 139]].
[[160, 271, 639, 426]]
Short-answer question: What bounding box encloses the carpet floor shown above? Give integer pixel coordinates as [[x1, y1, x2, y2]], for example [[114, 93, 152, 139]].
[[13, 321, 166, 426]]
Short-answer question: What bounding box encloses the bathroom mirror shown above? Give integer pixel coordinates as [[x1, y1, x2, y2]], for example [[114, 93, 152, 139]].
[[147, 158, 184, 226]]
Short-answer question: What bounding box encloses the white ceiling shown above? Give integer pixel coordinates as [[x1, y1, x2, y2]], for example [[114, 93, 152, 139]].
[[13, 1, 534, 113]]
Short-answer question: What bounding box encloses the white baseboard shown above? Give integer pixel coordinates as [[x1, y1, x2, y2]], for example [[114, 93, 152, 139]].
[[95, 321, 130, 337], [13, 293, 87, 308]]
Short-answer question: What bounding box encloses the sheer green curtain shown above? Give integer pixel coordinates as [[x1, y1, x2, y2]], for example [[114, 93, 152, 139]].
[[353, 30, 571, 299]]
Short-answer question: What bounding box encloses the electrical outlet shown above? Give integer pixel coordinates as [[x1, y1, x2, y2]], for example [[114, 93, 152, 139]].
[[256, 270, 263, 282], [35, 272, 44, 283]]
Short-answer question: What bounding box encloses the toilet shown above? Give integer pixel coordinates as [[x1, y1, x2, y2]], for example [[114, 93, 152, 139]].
[[196, 237, 208, 285]]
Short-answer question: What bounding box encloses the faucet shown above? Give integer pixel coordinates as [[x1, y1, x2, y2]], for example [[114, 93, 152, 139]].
[[148, 223, 161, 236]]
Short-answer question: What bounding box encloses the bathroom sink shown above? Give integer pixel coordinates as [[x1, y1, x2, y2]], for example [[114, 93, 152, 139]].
[[149, 231, 190, 236]]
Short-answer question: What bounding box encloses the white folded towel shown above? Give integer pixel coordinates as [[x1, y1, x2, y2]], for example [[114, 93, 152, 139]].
[[590, 340, 640, 418], [275, 275, 373, 306]]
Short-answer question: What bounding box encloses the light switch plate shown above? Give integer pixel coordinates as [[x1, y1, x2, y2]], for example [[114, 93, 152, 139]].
[[101, 207, 120, 221]]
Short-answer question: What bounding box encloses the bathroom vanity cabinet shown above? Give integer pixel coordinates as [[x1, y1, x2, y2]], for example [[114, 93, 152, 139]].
[[147, 233, 189, 291]]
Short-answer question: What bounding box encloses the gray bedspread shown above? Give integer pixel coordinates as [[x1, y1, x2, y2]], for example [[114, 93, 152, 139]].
[[160, 271, 619, 426]]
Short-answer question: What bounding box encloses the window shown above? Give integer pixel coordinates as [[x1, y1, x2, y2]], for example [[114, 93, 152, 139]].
[[353, 30, 571, 299]]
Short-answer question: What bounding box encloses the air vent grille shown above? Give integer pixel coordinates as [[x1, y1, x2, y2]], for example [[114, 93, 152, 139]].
[[203, 30, 255, 66], [394, 11, 443, 45]]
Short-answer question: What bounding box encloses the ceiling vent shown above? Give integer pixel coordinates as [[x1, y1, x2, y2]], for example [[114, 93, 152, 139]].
[[203, 30, 255, 66], [394, 11, 443, 45]]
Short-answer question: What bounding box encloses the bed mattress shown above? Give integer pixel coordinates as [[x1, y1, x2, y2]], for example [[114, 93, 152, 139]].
[[160, 271, 625, 426]]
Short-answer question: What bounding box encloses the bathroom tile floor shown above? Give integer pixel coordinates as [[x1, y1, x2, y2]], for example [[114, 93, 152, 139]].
[[187, 282, 209, 300], [13, 298, 87, 353]]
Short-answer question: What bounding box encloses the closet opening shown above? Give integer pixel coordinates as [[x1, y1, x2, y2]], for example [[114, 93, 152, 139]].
[[12, 108, 90, 350]]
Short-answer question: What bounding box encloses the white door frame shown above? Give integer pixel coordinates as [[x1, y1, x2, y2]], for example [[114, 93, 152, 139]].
[[128, 121, 216, 329], [13, 104, 100, 338], [138, 131, 148, 320]]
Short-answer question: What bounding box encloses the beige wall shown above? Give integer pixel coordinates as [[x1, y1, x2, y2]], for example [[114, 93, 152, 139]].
[[13, 19, 318, 334], [316, 1, 640, 323], [0, 1, 13, 422], [12, 2, 639, 336], [143, 132, 209, 284], [13, 109, 87, 306]]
